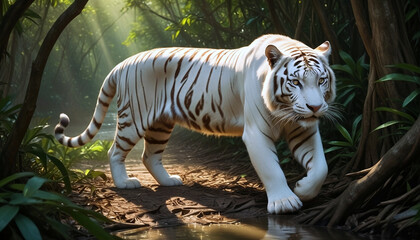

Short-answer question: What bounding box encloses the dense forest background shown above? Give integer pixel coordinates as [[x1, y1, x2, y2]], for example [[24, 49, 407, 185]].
[[0, 0, 419, 239]]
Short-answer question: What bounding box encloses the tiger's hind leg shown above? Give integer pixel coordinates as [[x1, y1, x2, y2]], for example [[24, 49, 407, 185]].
[[108, 128, 142, 189], [142, 121, 183, 186]]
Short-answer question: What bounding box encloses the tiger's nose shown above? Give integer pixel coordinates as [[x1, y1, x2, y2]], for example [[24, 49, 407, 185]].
[[306, 104, 322, 113]]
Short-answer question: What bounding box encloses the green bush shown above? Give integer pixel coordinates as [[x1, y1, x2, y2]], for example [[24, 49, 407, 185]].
[[0, 172, 116, 239]]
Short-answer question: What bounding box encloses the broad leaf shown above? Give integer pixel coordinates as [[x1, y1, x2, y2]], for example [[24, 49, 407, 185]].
[[403, 89, 420, 107], [377, 73, 420, 84], [372, 120, 401, 132], [0, 205, 19, 232], [335, 124, 353, 145], [23, 176, 48, 197], [0, 172, 34, 188], [14, 213, 42, 240], [375, 107, 415, 122]]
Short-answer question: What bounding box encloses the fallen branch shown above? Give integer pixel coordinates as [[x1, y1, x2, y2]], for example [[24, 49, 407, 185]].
[[327, 115, 420, 226]]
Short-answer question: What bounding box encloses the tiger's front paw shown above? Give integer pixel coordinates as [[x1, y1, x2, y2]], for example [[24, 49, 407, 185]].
[[114, 177, 141, 189], [159, 175, 183, 186], [267, 190, 303, 214]]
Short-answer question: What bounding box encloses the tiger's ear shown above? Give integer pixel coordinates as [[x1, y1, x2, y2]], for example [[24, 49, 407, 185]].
[[265, 45, 283, 68], [314, 41, 331, 59]]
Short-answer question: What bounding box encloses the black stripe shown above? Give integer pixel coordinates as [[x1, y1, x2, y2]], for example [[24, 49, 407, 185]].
[[86, 129, 94, 139], [254, 102, 270, 128], [55, 126, 64, 134], [206, 67, 215, 92], [202, 114, 213, 132], [154, 149, 164, 154], [68, 138, 73, 147], [144, 136, 169, 145], [305, 157, 313, 170], [273, 75, 278, 95], [102, 88, 112, 98], [93, 118, 102, 129], [148, 127, 172, 134], [301, 150, 310, 162], [118, 134, 136, 146], [292, 131, 316, 154], [98, 98, 109, 108], [174, 55, 185, 79], [288, 127, 305, 143], [116, 141, 130, 152], [77, 137, 84, 146]]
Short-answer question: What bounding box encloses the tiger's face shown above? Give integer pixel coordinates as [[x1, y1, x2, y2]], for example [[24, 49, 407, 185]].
[[262, 42, 336, 128]]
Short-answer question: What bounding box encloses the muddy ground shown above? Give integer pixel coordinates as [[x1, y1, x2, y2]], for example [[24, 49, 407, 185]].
[[70, 129, 316, 231]]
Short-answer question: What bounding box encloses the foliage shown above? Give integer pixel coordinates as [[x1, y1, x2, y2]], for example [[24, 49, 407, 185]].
[[331, 51, 369, 113], [374, 63, 420, 134], [325, 115, 362, 163], [323, 52, 368, 163], [0, 172, 116, 239], [0, 97, 21, 145], [0, 95, 112, 238]]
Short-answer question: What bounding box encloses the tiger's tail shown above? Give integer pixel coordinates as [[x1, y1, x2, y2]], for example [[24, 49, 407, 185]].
[[54, 70, 117, 147]]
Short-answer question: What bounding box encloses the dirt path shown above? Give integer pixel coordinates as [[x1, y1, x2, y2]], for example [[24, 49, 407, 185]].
[[70, 130, 276, 229]]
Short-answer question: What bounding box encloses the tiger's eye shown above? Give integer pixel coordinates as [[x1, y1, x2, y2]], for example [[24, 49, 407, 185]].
[[319, 78, 326, 85], [292, 80, 300, 86]]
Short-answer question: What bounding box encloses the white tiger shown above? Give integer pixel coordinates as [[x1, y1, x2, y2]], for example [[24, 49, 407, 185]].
[[55, 34, 336, 214]]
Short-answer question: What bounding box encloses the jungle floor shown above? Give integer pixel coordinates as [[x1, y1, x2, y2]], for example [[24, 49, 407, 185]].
[[68, 129, 385, 239]]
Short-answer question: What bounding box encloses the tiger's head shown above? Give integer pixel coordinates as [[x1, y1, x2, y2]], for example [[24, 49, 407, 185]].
[[262, 41, 336, 128]]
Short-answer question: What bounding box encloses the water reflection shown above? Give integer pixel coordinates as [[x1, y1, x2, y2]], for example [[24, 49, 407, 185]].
[[116, 216, 366, 240]]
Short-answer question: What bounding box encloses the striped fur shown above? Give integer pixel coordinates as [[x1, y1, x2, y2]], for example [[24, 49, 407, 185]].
[[54, 35, 336, 214]]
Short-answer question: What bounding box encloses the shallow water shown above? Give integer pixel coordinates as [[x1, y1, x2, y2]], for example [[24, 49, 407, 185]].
[[115, 216, 368, 240]]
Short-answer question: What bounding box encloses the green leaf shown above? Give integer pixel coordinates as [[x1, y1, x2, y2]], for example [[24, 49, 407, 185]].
[[375, 107, 415, 122], [14, 213, 42, 240], [339, 51, 355, 70], [377, 73, 420, 84], [9, 193, 43, 205], [342, 92, 356, 106], [324, 146, 343, 153], [0, 205, 19, 232], [0, 172, 34, 188], [47, 154, 72, 193], [387, 63, 420, 74], [331, 64, 353, 76], [88, 145, 105, 152], [351, 115, 362, 139], [328, 141, 353, 147], [32, 190, 73, 204], [335, 124, 353, 145], [85, 170, 107, 180], [372, 120, 401, 132], [280, 158, 291, 164], [23, 176, 48, 197], [403, 89, 420, 107]]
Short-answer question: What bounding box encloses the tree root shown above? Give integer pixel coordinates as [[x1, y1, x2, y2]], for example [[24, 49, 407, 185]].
[[296, 116, 420, 236]]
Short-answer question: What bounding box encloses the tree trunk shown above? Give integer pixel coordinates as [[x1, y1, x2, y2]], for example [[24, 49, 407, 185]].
[[0, 0, 89, 178], [350, 0, 417, 170], [294, 0, 309, 40], [0, 0, 35, 63], [266, 0, 286, 35], [311, 0, 341, 63]]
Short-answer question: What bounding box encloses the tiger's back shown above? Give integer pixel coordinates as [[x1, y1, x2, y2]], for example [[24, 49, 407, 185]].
[[115, 47, 246, 137]]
